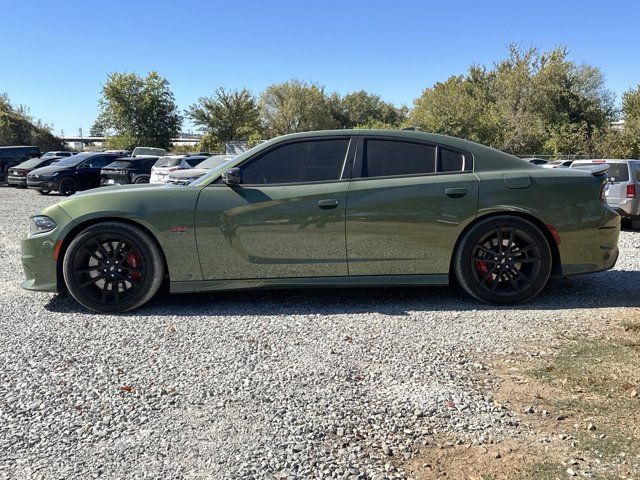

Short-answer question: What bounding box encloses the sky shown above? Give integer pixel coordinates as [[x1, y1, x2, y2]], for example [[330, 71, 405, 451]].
[[1, 0, 639, 136]]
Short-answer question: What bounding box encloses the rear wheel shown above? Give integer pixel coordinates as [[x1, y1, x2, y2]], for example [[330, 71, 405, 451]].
[[133, 175, 150, 184], [62, 222, 164, 312], [454, 216, 552, 304], [58, 177, 77, 196]]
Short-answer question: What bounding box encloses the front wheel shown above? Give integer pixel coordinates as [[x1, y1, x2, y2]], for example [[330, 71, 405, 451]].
[[58, 177, 77, 196], [453, 216, 552, 304], [62, 222, 165, 312]]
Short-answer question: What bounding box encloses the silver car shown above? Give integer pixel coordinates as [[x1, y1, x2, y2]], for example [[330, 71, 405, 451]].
[[572, 159, 640, 229], [167, 155, 235, 185]]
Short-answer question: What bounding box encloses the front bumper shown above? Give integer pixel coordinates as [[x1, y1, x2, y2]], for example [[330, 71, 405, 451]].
[[20, 206, 76, 293], [27, 177, 58, 191]]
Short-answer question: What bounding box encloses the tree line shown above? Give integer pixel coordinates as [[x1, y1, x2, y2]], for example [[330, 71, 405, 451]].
[[2, 45, 640, 158]]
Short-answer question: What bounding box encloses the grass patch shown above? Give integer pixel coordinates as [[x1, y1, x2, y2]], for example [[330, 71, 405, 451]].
[[531, 335, 640, 462]]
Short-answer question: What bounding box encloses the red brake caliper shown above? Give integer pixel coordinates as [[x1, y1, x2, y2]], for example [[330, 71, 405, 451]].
[[126, 252, 142, 282], [476, 260, 490, 280]]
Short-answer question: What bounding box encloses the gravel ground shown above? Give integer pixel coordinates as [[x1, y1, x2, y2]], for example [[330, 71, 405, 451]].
[[0, 187, 638, 479]]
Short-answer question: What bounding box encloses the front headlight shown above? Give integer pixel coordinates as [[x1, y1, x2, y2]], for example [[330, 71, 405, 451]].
[[30, 216, 57, 235]]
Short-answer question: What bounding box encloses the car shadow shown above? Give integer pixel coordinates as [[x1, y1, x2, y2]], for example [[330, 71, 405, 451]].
[[43, 269, 640, 317]]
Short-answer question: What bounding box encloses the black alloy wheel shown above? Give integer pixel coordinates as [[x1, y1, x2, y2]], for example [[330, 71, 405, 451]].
[[454, 216, 552, 304], [63, 222, 164, 312], [58, 177, 77, 196]]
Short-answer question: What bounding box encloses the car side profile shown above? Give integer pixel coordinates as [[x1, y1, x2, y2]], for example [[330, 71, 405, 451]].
[[21, 130, 620, 313], [27, 152, 123, 196], [100, 156, 159, 186]]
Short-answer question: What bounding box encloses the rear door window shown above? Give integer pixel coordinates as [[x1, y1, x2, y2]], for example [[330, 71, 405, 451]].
[[361, 140, 436, 178]]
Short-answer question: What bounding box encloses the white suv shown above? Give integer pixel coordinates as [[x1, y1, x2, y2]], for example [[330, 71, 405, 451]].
[[572, 159, 640, 229]]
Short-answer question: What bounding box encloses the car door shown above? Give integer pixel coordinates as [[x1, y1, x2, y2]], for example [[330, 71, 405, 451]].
[[345, 136, 479, 276], [77, 155, 114, 189], [195, 137, 355, 280]]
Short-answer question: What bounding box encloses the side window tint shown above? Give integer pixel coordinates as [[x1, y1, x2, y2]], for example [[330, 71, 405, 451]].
[[362, 140, 436, 178], [241, 139, 350, 184], [439, 148, 465, 172]]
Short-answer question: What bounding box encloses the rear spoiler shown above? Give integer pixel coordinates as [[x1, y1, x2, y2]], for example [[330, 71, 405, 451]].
[[571, 163, 610, 176]]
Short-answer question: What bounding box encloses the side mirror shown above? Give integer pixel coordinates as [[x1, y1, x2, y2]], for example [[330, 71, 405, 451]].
[[221, 167, 241, 186]]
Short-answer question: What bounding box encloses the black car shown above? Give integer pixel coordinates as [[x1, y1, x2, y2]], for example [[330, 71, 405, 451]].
[[0, 146, 41, 182], [7, 156, 65, 187], [100, 156, 159, 186], [27, 152, 123, 196]]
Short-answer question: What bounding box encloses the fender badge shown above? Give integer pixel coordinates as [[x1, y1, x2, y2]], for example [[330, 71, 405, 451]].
[[169, 226, 188, 234]]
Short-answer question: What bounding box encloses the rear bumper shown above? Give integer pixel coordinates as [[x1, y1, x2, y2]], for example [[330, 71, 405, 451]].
[[608, 198, 640, 219], [7, 175, 27, 186], [560, 206, 621, 276]]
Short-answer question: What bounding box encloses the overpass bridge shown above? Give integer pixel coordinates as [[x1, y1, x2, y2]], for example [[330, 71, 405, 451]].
[[61, 135, 202, 145]]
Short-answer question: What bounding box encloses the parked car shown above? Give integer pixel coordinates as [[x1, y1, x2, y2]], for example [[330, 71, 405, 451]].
[[100, 156, 159, 186], [167, 154, 235, 185], [571, 159, 640, 229], [525, 158, 548, 165], [7, 156, 65, 188], [0, 146, 41, 181], [42, 151, 74, 158], [104, 150, 131, 156], [132, 147, 167, 157], [542, 159, 573, 168], [27, 152, 123, 196], [21, 129, 621, 313], [150, 155, 208, 183]]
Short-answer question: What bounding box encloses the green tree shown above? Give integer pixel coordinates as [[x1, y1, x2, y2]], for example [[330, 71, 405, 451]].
[[329, 90, 407, 129], [186, 87, 261, 145], [411, 45, 615, 156], [0, 93, 65, 151], [594, 85, 640, 158], [260, 80, 336, 137], [93, 72, 182, 150]]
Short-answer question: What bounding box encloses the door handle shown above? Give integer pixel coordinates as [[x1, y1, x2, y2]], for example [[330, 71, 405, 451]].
[[445, 187, 467, 198], [317, 199, 339, 209]]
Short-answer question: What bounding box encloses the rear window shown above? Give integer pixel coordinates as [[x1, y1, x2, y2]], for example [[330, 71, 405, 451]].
[[607, 163, 630, 182], [154, 157, 183, 168], [104, 160, 133, 169]]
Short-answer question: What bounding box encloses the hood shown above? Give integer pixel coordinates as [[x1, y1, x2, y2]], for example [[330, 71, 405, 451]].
[[29, 164, 73, 176], [169, 168, 209, 179]]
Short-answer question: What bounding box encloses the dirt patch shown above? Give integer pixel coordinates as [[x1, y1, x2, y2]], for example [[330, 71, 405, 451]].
[[402, 309, 640, 479]]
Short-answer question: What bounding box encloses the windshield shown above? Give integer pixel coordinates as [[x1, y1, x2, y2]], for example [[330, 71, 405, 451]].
[[54, 153, 92, 166]]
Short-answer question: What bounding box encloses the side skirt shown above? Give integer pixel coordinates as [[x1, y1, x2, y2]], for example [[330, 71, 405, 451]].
[[170, 274, 450, 294]]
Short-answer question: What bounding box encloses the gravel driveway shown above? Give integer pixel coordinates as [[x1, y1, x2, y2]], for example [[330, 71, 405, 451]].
[[0, 187, 638, 479]]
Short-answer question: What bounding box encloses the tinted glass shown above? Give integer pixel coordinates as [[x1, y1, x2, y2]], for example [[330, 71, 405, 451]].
[[183, 156, 207, 168], [241, 139, 349, 184], [363, 140, 435, 178], [439, 148, 465, 172], [607, 163, 630, 182], [83, 156, 114, 169], [635, 165, 640, 182], [16, 158, 45, 168]]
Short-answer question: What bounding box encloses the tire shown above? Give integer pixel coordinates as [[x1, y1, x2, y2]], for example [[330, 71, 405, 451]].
[[632, 218, 640, 231], [62, 221, 165, 312], [453, 215, 552, 304], [58, 177, 77, 196], [38, 189, 49, 195], [133, 175, 150, 184]]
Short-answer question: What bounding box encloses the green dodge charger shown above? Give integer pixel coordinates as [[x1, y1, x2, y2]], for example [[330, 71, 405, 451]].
[[21, 130, 620, 312]]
